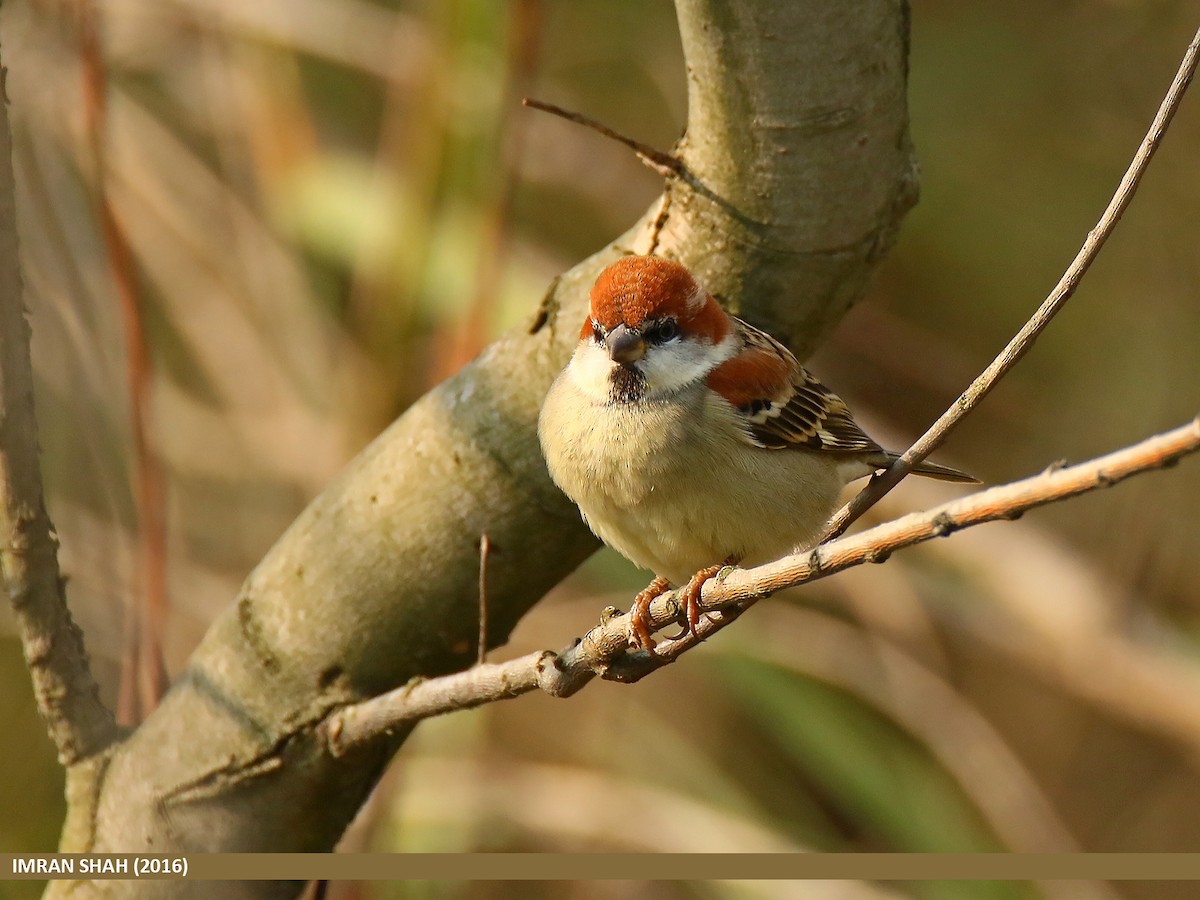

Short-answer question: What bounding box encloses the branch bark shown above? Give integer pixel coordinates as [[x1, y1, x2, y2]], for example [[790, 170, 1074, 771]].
[[28, 0, 919, 884], [0, 39, 119, 766], [323, 416, 1200, 751]]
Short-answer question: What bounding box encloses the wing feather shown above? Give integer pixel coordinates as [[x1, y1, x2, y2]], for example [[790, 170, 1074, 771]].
[[708, 318, 882, 455]]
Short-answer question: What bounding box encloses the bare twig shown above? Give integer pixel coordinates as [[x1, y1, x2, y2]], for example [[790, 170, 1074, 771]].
[[79, 0, 170, 722], [324, 417, 1200, 754], [522, 97, 687, 179], [819, 24, 1200, 542], [0, 39, 119, 764], [478, 533, 491, 666]]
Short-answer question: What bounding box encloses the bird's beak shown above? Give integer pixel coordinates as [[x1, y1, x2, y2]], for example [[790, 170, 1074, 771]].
[[605, 323, 646, 364]]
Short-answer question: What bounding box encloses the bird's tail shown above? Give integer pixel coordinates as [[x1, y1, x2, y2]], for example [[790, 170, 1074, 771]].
[[857, 451, 980, 484], [908, 457, 979, 484]]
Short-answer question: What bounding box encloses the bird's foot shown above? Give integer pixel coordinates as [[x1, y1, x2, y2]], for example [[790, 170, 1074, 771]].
[[680, 564, 723, 638], [629, 576, 671, 651]]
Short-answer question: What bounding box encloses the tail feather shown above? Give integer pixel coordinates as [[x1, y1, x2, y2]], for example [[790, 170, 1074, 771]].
[[851, 451, 980, 484], [908, 457, 979, 484]]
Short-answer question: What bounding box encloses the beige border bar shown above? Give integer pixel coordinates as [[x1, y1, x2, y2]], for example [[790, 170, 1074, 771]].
[[7, 854, 1200, 881]]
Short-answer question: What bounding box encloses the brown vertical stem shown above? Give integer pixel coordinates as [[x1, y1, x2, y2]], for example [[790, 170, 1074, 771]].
[[78, 0, 170, 722], [431, 0, 544, 383]]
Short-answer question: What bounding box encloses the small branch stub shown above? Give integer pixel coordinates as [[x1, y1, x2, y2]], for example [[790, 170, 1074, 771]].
[[478, 533, 491, 666], [522, 97, 687, 179]]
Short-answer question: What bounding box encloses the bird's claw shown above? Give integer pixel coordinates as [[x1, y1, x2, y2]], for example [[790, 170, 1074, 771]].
[[629, 558, 739, 650], [629, 576, 671, 652], [680, 564, 723, 639]]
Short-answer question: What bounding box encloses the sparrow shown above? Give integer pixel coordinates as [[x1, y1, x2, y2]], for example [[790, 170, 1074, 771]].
[[537, 255, 975, 650]]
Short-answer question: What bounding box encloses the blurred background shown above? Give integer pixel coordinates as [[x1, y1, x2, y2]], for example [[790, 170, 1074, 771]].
[[2, 0, 1199, 898]]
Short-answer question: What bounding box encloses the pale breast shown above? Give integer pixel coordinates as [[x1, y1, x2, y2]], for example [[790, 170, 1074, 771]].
[[539, 374, 848, 583]]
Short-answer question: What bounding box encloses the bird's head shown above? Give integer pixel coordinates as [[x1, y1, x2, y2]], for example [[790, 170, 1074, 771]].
[[567, 256, 736, 404]]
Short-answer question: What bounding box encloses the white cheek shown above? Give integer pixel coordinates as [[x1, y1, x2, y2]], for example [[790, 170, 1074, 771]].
[[639, 336, 736, 397], [565, 333, 739, 401], [565, 341, 616, 402]]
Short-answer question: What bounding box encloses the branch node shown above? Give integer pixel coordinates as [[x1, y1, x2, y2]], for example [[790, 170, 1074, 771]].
[[601, 649, 663, 684], [665, 596, 684, 624], [930, 512, 958, 538], [536, 650, 590, 699], [326, 718, 345, 758]]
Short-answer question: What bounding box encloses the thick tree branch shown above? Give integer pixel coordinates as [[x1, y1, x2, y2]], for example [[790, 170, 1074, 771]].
[[324, 417, 1200, 752], [0, 40, 119, 765], [820, 23, 1200, 541]]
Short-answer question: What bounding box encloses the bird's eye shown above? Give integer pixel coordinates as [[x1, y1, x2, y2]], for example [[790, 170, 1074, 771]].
[[591, 321, 605, 342], [646, 319, 679, 344]]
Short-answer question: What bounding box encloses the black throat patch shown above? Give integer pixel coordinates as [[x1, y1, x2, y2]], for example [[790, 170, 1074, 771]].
[[608, 365, 647, 404]]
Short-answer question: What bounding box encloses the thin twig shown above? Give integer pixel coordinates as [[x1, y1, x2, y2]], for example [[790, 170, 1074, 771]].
[[0, 39, 119, 764], [522, 98, 742, 230], [79, 0, 171, 722], [819, 24, 1200, 542], [324, 417, 1200, 755], [522, 97, 687, 179], [478, 533, 491, 666]]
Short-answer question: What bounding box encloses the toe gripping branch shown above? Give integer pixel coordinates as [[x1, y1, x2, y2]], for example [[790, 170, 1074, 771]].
[[628, 558, 739, 652]]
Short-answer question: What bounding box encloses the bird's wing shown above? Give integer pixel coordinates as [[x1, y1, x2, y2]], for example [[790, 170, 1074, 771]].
[[706, 317, 883, 454]]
